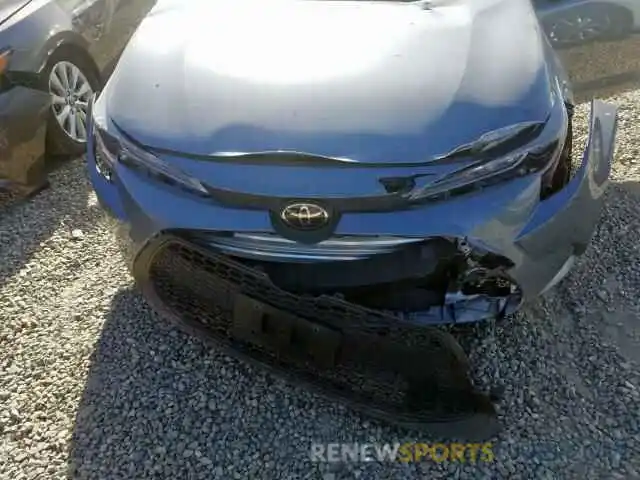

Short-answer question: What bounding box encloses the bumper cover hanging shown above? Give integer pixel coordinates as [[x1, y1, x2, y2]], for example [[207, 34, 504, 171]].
[[131, 233, 500, 440]]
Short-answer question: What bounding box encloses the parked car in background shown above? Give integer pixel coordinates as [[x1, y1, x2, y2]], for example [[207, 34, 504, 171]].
[[88, 0, 619, 434], [535, 0, 640, 48], [534, 0, 640, 100], [0, 0, 155, 196]]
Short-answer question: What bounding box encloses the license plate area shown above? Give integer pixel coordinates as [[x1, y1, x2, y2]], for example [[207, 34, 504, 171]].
[[231, 293, 342, 369]]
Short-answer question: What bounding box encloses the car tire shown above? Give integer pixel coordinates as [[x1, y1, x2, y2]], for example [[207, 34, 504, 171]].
[[543, 3, 633, 48], [43, 49, 100, 158]]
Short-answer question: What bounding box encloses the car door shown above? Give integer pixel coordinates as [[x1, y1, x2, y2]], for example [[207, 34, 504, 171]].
[[56, 0, 156, 79], [92, 0, 157, 79], [533, 0, 640, 101]]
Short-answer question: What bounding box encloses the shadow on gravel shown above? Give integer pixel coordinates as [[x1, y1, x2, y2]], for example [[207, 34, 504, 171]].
[[618, 179, 640, 196], [67, 287, 255, 479], [68, 288, 165, 479], [0, 160, 101, 289]]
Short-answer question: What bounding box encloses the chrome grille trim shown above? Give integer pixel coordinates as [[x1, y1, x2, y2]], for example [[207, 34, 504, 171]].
[[191, 232, 423, 262]]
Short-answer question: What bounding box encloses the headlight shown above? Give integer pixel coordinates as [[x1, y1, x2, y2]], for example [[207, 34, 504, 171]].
[[407, 151, 530, 200], [90, 98, 208, 197], [408, 101, 569, 201], [115, 129, 209, 196], [94, 126, 119, 182]]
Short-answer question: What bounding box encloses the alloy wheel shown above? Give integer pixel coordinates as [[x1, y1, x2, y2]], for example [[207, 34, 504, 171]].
[[48, 61, 94, 143], [549, 14, 611, 45]]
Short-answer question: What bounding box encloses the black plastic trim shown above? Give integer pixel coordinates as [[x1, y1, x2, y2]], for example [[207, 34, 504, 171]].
[[132, 233, 500, 440]]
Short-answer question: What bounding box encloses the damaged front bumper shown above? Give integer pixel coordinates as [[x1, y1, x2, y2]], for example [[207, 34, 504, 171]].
[[96, 100, 618, 325], [509, 99, 617, 294], [89, 100, 617, 436]]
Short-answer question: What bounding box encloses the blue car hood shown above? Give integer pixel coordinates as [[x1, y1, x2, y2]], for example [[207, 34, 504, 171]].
[[104, 0, 554, 164]]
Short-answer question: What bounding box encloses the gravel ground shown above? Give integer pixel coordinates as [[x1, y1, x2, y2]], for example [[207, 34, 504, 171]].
[[1, 91, 640, 479]]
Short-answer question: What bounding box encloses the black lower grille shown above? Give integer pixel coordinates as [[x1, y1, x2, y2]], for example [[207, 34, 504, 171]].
[[134, 234, 499, 438]]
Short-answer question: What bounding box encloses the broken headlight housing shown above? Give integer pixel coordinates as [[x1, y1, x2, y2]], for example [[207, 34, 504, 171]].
[[407, 100, 570, 201], [90, 94, 208, 196]]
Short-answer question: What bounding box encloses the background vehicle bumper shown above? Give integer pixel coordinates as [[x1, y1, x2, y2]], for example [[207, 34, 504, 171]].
[[0, 86, 50, 188]]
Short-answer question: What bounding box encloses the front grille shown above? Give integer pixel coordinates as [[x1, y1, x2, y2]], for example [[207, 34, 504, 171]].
[[135, 234, 499, 437]]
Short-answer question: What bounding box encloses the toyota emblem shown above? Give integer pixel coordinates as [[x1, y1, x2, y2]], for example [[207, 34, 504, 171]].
[[280, 202, 330, 230]]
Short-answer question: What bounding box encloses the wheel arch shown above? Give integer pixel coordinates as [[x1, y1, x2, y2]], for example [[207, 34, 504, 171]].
[[36, 33, 101, 85]]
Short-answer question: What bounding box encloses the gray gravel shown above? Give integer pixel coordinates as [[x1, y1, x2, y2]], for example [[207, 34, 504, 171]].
[[1, 91, 640, 480]]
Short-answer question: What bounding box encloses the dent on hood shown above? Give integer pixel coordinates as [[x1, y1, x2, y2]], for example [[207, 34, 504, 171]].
[[105, 0, 551, 160]]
